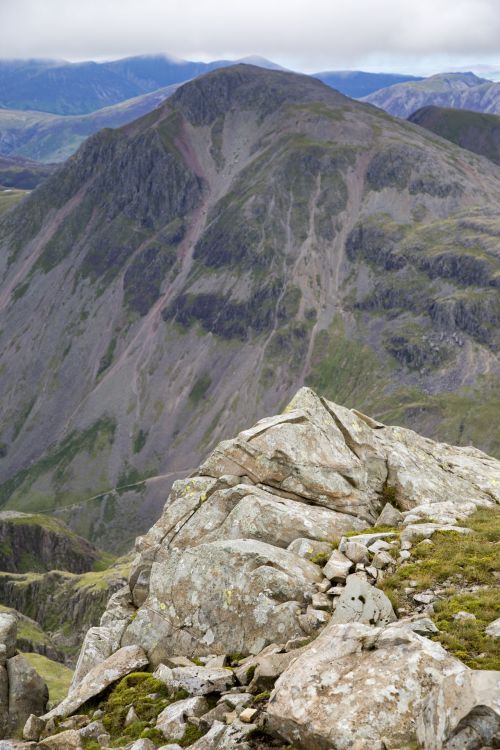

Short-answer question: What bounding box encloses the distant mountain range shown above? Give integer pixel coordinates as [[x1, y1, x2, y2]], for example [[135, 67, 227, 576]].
[[0, 85, 179, 163], [0, 56, 424, 116], [3, 58, 500, 171], [0, 56, 238, 115], [409, 106, 500, 166], [312, 71, 422, 98], [363, 72, 500, 117]]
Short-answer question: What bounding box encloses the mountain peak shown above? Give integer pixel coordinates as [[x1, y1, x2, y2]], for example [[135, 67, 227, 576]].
[[168, 63, 338, 125]]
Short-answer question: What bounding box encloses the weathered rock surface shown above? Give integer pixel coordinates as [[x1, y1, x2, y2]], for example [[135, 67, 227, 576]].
[[486, 618, 500, 638], [156, 696, 209, 739], [416, 669, 500, 750], [43, 645, 147, 720], [22, 714, 45, 742], [6, 656, 48, 736], [38, 730, 83, 749], [265, 621, 468, 749], [331, 573, 396, 626], [374, 502, 403, 527], [154, 665, 235, 696], [124, 539, 323, 661], [323, 549, 352, 582], [0, 616, 16, 664], [76, 388, 499, 673], [71, 585, 135, 686]]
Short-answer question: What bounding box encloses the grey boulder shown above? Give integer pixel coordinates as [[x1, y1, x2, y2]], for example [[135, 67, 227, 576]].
[[124, 539, 322, 661], [331, 574, 396, 627], [7, 655, 48, 736], [265, 621, 467, 750], [416, 669, 500, 750]]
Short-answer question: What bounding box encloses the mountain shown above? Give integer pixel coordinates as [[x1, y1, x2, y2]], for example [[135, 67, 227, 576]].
[[0, 60, 285, 164], [0, 85, 179, 163], [362, 72, 500, 118], [409, 105, 500, 166], [0, 55, 282, 115], [0, 58, 142, 115], [313, 70, 422, 98], [0, 65, 499, 550]]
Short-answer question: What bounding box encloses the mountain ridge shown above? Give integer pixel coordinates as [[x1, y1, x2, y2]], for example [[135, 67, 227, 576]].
[[0, 64, 499, 548], [363, 71, 500, 117], [408, 105, 500, 166]]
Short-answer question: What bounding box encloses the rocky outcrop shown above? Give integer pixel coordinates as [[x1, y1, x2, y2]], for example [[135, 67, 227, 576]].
[[0, 606, 61, 661], [0, 614, 48, 739], [0, 512, 104, 574], [43, 645, 148, 720], [417, 669, 500, 750], [79, 388, 498, 671], [7, 389, 498, 748]]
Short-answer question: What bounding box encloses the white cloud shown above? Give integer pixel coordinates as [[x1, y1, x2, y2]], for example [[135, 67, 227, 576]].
[[1, 0, 500, 73]]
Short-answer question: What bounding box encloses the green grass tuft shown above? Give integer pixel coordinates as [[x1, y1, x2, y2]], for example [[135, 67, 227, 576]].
[[379, 506, 500, 669]]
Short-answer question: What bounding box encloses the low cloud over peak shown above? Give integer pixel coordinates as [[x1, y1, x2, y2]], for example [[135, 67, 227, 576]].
[[1, 0, 500, 74]]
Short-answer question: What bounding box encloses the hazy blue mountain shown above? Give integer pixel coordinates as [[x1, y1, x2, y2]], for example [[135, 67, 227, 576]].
[[0, 85, 179, 163], [362, 72, 499, 117], [313, 70, 422, 98], [0, 59, 141, 115]]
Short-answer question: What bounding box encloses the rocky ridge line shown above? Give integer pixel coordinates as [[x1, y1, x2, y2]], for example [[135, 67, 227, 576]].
[[3, 388, 500, 748]]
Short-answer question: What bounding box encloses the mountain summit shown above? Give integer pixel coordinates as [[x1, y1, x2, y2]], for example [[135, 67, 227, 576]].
[[0, 65, 499, 548]]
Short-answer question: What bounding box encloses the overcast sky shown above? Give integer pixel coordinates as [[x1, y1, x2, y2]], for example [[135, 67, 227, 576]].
[[1, 0, 500, 74]]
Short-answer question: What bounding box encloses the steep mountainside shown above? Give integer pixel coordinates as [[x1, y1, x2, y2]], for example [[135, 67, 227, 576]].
[[0, 86, 179, 163], [0, 65, 499, 549], [0, 511, 109, 573], [313, 70, 422, 98], [409, 105, 500, 166], [362, 72, 500, 118]]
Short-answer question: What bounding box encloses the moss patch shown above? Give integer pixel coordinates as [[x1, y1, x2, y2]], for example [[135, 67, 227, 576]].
[[432, 589, 499, 669], [83, 672, 190, 747]]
